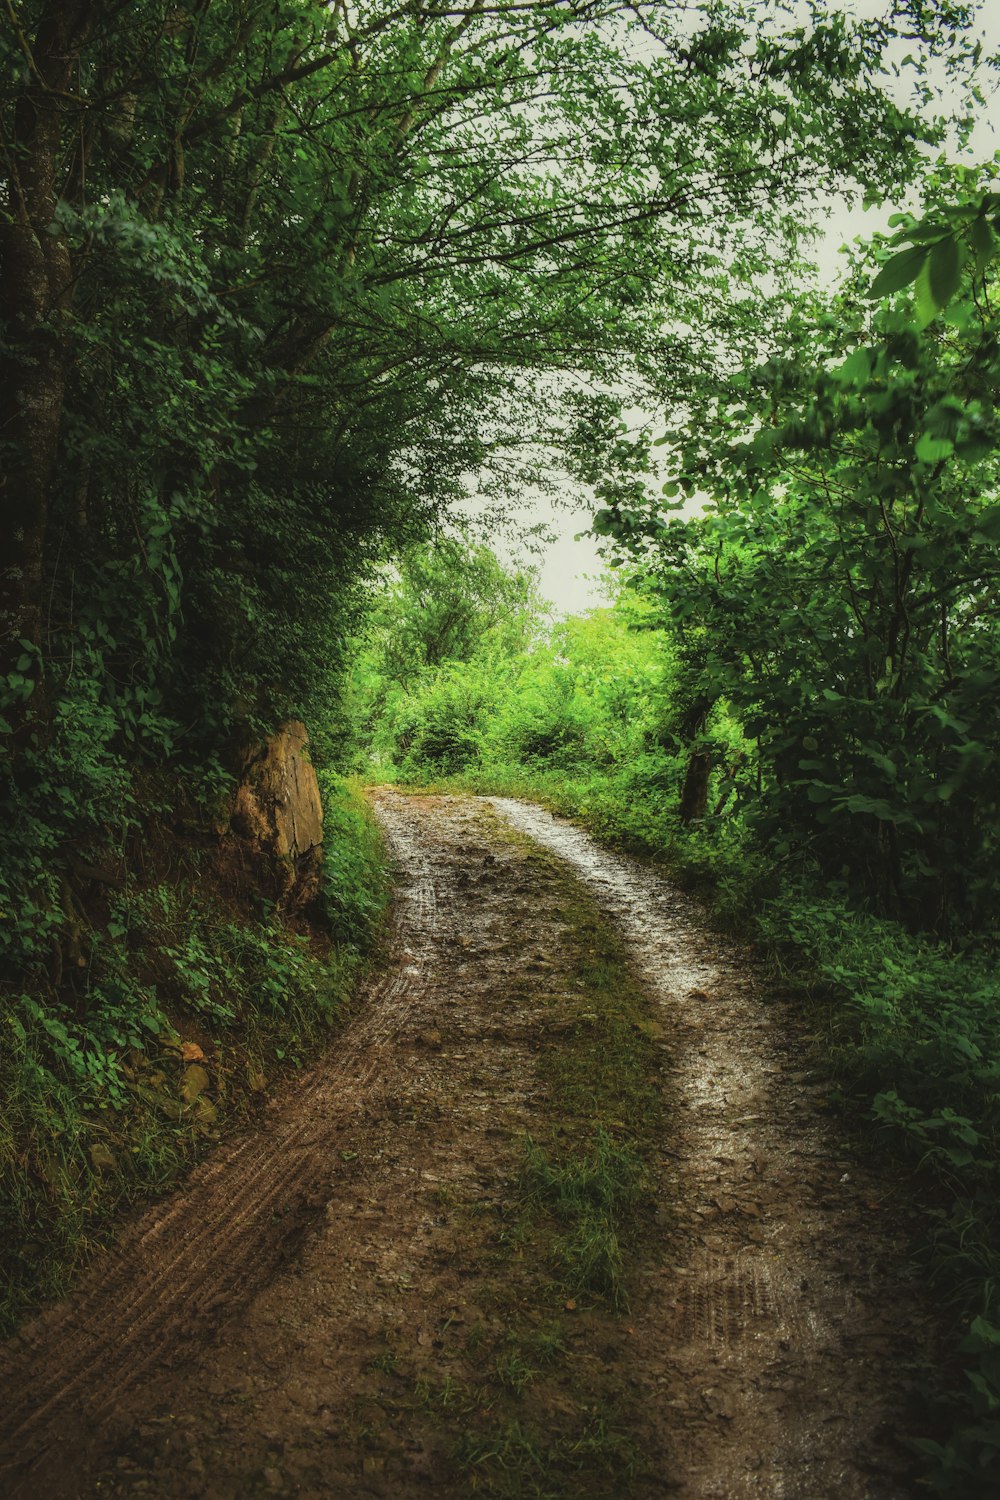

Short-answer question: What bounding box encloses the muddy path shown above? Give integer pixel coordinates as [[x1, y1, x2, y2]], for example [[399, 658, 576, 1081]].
[[0, 791, 934, 1498], [488, 798, 934, 1498]]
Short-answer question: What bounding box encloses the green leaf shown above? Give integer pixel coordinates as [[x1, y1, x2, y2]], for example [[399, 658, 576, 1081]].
[[971, 214, 995, 277], [974, 505, 1000, 540], [912, 255, 938, 329], [897, 219, 948, 245], [955, 433, 995, 463], [868, 245, 928, 300], [806, 784, 835, 803], [962, 1317, 1000, 1354], [832, 348, 872, 387], [915, 433, 954, 463], [927, 234, 962, 310]]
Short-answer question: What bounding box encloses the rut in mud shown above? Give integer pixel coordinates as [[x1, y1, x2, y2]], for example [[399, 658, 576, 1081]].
[[0, 791, 935, 1499]]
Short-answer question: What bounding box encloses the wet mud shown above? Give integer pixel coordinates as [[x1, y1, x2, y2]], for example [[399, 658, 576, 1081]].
[[0, 791, 935, 1498]]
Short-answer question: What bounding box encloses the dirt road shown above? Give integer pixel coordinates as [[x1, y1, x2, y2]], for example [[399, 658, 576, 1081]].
[[0, 791, 935, 1498]]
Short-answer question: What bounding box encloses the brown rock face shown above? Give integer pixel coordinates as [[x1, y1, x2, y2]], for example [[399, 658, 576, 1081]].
[[230, 720, 324, 910]]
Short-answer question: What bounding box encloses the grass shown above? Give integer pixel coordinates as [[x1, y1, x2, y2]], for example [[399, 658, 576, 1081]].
[[494, 1348, 538, 1394], [464, 834, 662, 1317], [443, 829, 663, 1494], [455, 1414, 638, 1499], [519, 1132, 643, 1310]]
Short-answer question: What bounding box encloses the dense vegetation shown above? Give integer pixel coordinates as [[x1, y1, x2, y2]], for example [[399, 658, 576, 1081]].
[[1, 0, 998, 1489]]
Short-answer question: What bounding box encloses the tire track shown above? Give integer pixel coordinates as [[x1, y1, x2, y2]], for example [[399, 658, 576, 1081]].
[[0, 793, 432, 1490]]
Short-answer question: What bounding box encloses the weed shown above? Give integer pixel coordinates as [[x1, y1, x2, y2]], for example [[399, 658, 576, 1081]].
[[455, 1413, 637, 1498], [411, 1375, 480, 1416], [369, 1348, 399, 1375], [465, 1322, 489, 1352], [519, 1322, 567, 1365], [494, 1349, 537, 1395]]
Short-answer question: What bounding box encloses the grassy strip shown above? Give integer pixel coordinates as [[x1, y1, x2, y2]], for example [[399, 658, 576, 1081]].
[[0, 774, 390, 1335], [456, 1414, 638, 1497], [519, 1131, 644, 1312], [451, 835, 662, 1496]]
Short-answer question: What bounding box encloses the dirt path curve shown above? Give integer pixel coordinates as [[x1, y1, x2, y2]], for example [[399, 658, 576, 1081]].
[[0, 791, 933, 1498], [488, 798, 934, 1498]]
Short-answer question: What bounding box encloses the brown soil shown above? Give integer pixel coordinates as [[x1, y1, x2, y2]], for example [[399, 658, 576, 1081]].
[[0, 790, 937, 1498]]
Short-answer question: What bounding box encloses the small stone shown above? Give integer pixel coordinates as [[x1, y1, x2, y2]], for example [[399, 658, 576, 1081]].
[[180, 1064, 211, 1103], [193, 1096, 218, 1125]]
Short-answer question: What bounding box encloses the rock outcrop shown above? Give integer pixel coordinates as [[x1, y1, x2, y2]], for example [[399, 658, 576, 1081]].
[[230, 720, 324, 910]]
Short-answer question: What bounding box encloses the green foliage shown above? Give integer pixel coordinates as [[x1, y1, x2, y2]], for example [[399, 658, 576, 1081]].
[[596, 160, 1000, 934], [0, 775, 388, 1334], [752, 883, 1000, 1493], [0, 0, 980, 996], [316, 773, 392, 950], [868, 168, 1000, 317], [367, 538, 542, 691], [393, 665, 494, 778], [348, 543, 702, 807]]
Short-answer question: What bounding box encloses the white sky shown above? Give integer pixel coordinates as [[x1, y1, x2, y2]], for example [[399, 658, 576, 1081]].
[[502, 0, 1000, 616]]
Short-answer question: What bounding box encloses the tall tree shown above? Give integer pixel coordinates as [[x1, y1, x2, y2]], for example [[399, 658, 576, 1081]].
[[600, 159, 1000, 930], [0, 0, 982, 969]]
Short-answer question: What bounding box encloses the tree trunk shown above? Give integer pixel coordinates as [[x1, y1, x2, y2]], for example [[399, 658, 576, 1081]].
[[679, 749, 712, 824], [0, 3, 93, 737]]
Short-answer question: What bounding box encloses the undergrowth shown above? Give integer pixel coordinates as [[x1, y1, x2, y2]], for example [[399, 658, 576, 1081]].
[[754, 889, 1000, 1494], [0, 774, 388, 1336]]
